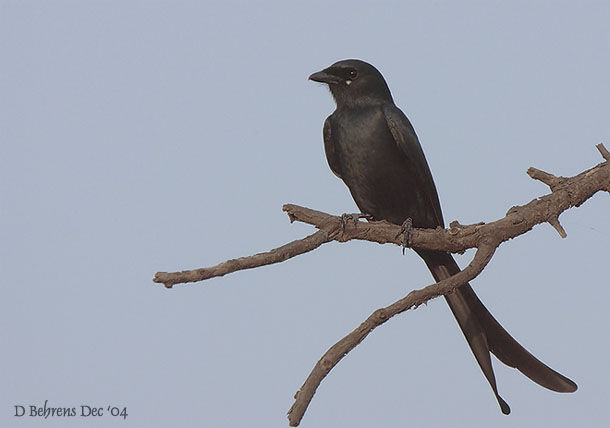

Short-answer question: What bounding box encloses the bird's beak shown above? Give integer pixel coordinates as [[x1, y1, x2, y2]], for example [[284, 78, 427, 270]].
[[309, 68, 342, 85]]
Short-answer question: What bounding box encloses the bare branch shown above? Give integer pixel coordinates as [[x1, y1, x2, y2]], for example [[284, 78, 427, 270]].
[[285, 146, 609, 426], [152, 145, 610, 426], [154, 230, 332, 288], [154, 148, 609, 288], [287, 238, 498, 426]]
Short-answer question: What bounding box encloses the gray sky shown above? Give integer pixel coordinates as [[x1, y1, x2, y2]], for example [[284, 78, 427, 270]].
[[2, 1, 609, 427]]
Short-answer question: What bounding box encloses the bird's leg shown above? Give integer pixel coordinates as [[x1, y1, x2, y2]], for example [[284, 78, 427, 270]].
[[340, 213, 373, 230], [397, 217, 413, 255]]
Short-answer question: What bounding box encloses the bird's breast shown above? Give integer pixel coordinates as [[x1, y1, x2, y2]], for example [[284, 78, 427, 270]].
[[331, 107, 423, 224]]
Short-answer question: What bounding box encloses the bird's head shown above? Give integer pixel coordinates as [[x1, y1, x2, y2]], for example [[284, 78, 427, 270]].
[[309, 59, 393, 107]]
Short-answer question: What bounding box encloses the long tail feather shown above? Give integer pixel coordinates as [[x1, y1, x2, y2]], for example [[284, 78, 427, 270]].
[[416, 250, 576, 414]]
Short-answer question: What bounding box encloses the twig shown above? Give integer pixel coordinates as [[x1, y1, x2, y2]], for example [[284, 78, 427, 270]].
[[597, 143, 610, 161], [526, 167, 565, 190]]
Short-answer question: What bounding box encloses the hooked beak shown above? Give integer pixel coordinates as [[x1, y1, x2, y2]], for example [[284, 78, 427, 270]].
[[309, 68, 342, 85]]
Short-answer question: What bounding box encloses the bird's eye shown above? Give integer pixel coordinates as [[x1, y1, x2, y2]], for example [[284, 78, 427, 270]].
[[348, 70, 358, 79]]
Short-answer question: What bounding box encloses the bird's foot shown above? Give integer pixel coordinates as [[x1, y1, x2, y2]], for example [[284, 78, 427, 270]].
[[340, 213, 373, 230], [396, 217, 413, 255]]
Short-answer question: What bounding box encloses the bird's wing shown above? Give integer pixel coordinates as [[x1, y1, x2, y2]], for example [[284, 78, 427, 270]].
[[382, 104, 444, 227], [323, 116, 343, 179]]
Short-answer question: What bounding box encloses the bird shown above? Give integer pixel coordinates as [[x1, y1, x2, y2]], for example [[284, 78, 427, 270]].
[[309, 59, 577, 414]]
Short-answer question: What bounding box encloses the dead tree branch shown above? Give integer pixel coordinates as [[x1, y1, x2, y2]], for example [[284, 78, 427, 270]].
[[153, 145, 609, 426]]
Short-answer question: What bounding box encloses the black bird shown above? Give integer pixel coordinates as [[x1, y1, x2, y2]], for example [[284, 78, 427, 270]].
[[309, 59, 577, 414]]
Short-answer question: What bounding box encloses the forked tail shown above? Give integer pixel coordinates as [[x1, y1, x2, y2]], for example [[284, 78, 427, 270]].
[[417, 249, 577, 414]]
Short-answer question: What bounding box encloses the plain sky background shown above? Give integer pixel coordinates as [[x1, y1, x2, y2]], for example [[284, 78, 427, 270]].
[[2, 1, 609, 427]]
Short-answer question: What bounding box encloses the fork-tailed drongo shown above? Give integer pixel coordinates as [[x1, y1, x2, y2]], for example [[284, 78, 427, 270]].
[[309, 59, 577, 414]]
